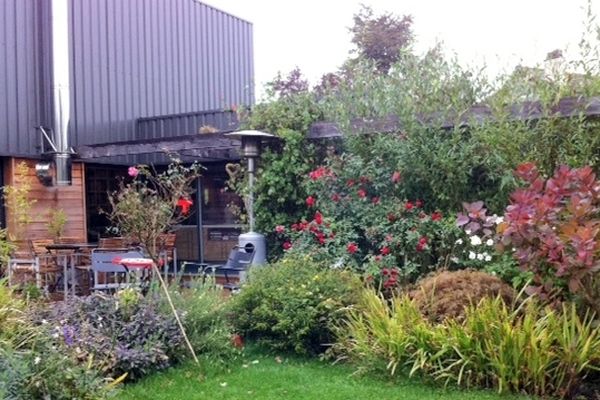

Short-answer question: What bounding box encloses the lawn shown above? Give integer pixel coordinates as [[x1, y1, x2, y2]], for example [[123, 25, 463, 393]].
[[121, 347, 532, 400]]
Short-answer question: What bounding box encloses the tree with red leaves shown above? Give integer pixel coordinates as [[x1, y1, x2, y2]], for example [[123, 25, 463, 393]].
[[350, 5, 413, 74]]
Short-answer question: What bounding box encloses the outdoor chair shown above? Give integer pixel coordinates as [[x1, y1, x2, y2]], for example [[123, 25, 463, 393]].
[[90, 249, 145, 291], [157, 232, 178, 279], [181, 246, 255, 291], [98, 237, 127, 250]]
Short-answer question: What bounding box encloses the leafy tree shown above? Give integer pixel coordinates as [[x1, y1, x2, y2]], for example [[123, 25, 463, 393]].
[[350, 5, 413, 74]]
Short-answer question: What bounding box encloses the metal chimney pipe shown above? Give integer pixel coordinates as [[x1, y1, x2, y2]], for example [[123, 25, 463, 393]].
[[51, 0, 72, 186]]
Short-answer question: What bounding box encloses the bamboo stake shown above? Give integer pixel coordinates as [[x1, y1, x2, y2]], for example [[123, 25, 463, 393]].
[[151, 262, 199, 364]]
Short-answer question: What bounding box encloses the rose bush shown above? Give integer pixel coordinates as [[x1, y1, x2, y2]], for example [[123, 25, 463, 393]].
[[273, 153, 464, 286]]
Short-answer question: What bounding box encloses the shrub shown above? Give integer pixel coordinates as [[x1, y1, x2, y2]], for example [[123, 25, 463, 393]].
[[336, 289, 600, 398], [274, 152, 463, 285], [498, 163, 600, 311], [166, 279, 239, 363], [229, 256, 362, 354], [408, 270, 515, 322], [35, 291, 183, 380]]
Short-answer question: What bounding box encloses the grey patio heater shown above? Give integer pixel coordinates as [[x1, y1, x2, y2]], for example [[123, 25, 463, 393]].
[[225, 130, 276, 265]]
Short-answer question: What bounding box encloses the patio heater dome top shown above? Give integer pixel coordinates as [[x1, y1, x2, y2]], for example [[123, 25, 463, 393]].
[[225, 130, 276, 158]]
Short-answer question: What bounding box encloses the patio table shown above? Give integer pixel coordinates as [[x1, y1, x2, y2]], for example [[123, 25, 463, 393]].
[[114, 257, 155, 290], [45, 243, 98, 297]]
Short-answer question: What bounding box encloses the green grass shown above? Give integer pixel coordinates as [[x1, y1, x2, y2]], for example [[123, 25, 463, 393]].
[[120, 348, 532, 400]]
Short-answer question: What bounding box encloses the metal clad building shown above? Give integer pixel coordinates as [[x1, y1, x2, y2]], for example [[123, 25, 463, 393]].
[[0, 0, 254, 157]]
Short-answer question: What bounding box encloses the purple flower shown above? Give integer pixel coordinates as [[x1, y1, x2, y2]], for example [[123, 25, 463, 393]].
[[62, 325, 76, 346], [128, 166, 139, 178]]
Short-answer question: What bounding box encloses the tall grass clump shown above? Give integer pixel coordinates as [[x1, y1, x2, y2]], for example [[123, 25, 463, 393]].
[[335, 289, 600, 397]]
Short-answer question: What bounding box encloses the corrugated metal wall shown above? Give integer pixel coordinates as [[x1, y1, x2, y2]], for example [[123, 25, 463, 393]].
[[69, 0, 254, 148], [0, 0, 46, 157], [0, 0, 254, 157]]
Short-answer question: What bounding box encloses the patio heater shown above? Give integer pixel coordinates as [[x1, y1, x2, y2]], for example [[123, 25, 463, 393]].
[[225, 130, 275, 265]]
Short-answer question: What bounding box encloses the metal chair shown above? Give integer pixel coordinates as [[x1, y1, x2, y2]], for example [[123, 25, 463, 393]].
[[181, 246, 255, 291], [90, 249, 144, 291]]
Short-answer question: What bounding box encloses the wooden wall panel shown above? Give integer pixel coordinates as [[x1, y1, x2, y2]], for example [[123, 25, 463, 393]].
[[4, 158, 87, 241]]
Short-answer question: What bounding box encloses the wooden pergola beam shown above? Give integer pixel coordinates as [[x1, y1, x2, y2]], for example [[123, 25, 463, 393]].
[[308, 95, 600, 138], [76, 131, 240, 160]]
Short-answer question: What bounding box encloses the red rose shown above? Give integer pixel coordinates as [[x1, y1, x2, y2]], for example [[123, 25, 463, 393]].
[[357, 189, 367, 198], [405, 201, 414, 211], [306, 196, 315, 207], [314, 211, 323, 225], [391, 171, 401, 183], [382, 268, 389, 275], [346, 242, 358, 254], [380, 246, 391, 256], [282, 241, 292, 250], [275, 225, 285, 234], [431, 211, 443, 222]]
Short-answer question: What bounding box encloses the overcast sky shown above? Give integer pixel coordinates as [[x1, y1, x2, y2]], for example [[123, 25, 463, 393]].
[[206, 0, 600, 101]]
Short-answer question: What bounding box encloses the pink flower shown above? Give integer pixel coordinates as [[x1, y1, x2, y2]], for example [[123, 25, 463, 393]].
[[391, 171, 401, 184], [380, 246, 391, 256], [314, 211, 323, 225], [371, 196, 380, 205], [357, 189, 367, 198], [308, 166, 332, 181], [282, 241, 292, 250], [128, 166, 139, 177], [306, 196, 315, 207], [275, 225, 285, 234], [416, 236, 428, 252], [405, 201, 414, 211], [431, 212, 443, 222], [346, 242, 358, 254]]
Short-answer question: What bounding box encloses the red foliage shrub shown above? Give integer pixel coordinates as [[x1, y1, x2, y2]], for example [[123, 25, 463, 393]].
[[498, 163, 600, 304]]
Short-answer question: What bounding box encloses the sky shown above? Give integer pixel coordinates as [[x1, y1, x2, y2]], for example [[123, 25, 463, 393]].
[[206, 0, 600, 101]]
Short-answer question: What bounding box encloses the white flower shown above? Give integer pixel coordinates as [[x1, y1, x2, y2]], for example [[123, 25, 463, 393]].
[[34, 356, 41, 365], [51, 333, 59, 339], [486, 239, 494, 246], [485, 254, 492, 262], [41, 319, 48, 325], [455, 238, 463, 245], [468, 251, 476, 260], [470, 235, 482, 246], [495, 216, 504, 224], [476, 253, 484, 260], [450, 257, 459, 263], [98, 316, 103, 322], [465, 229, 472, 235]]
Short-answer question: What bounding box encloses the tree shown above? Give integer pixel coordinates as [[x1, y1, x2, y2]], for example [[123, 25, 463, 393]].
[[350, 5, 413, 74]]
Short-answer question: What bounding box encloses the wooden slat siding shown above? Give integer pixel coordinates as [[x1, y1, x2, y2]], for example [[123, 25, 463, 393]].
[[4, 158, 87, 241], [308, 95, 600, 139]]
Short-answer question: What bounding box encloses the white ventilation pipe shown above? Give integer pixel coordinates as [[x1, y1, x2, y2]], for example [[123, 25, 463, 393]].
[[51, 0, 72, 186]]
